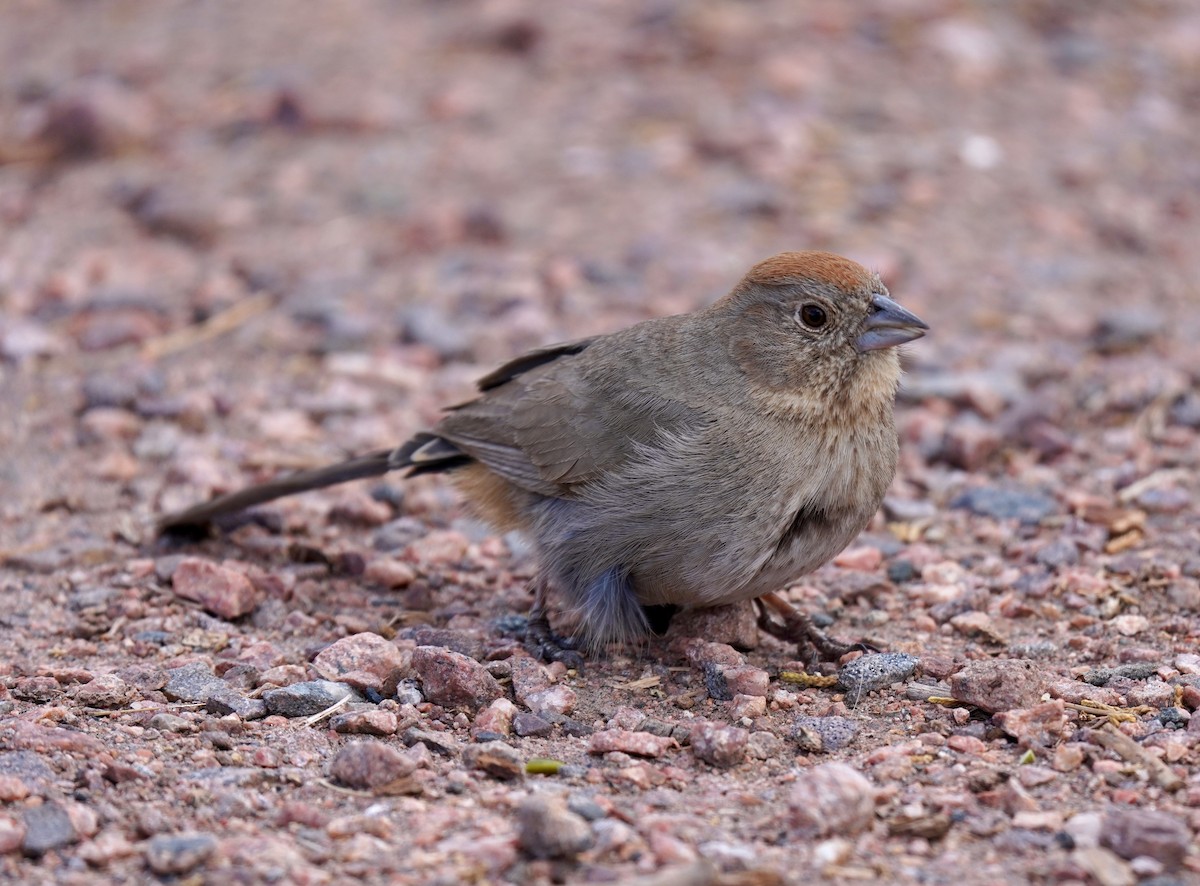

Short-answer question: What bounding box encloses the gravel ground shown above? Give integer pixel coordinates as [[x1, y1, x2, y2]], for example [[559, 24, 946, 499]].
[[2, 2, 1200, 884]]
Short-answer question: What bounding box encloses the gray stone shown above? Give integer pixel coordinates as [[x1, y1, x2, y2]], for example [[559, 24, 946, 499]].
[[262, 681, 362, 717], [951, 486, 1057, 523]]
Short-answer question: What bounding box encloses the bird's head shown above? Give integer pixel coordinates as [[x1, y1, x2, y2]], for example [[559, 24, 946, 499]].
[[718, 251, 928, 414]]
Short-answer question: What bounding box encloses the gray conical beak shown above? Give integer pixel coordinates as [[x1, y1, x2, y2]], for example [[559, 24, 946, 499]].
[[856, 294, 929, 352]]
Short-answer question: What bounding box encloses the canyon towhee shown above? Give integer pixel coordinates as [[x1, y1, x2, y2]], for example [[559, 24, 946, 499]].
[[160, 251, 928, 663]]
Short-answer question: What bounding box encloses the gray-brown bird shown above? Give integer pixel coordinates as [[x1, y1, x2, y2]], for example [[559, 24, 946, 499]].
[[160, 251, 928, 663]]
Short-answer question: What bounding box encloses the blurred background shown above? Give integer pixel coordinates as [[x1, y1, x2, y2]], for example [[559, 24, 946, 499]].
[[0, 0, 1197, 531]]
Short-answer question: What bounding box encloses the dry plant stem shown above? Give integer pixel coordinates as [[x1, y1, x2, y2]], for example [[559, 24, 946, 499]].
[[1087, 723, 1184, 792]]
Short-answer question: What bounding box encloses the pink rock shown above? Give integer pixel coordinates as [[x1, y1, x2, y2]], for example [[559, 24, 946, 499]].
[[834, 546, 884, 571], [516, 795, 594, 859], [666, 603, 758, 649], [723, 665, 770, 698], [588, 729, 677, 758], [172, 558, 261, 620], [410, 646, 502, 713], [472, 698, 518, 738], [252, 747, 281, 768], [331, 710, 399, 736], [607, 706, 646, 730], [75, 674, 133, 709], [312, 632, 410, 695], [509, 657, 553, 705], [404, 529, 469, 564], [788, 763, 877, 837], [948, 659, 1047, 712], [690, 722, 749, 768], [681, 640, 745, 669], [329, 741, 422, 789], [994, 700, 1067, 748], [0, 815, 25, 855], [364, 558, 416, 588], [524, 685, 577, 716], [946, 734, 987, 755], [730, 694, 767, 719], [1101, 809, 1190, 871], [0, 777, 29, 803]]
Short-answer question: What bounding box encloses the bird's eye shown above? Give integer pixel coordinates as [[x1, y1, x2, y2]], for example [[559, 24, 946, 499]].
[[797, 304, 827, 329]]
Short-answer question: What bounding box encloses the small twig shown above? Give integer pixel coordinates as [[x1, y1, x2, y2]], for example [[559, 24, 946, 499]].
[[612, 675, 661, 691], [1087, 723, 1183, 792], [302, 693, 353, 728], [317, 778, 372, 798], [140, 290, 275, 361]]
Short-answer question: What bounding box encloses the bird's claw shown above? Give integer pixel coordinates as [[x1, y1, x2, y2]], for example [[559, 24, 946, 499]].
[[524, 611, 585, 670], [756, 599, 875, 664]]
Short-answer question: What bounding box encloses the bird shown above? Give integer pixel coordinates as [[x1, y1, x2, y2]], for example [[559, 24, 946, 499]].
[[159, 251, 928, 664]]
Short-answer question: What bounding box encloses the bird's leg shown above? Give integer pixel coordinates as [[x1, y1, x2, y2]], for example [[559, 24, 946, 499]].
[[755, 592, 876, 663], [524, 575, 585, 670]]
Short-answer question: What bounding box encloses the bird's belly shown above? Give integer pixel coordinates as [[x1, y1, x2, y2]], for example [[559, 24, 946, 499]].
[[632, 503, 869, 609]]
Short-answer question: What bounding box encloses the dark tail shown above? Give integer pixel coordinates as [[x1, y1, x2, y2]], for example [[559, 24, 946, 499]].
[[156, 433, 467, 535]]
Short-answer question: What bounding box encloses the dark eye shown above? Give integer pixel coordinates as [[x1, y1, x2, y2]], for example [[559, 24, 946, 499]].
[[798, 304, 827, 329]]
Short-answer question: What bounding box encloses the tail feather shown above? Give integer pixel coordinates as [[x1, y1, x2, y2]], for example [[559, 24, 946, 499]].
[[574, 564, 649, 651], [157, 433, 469, 535]]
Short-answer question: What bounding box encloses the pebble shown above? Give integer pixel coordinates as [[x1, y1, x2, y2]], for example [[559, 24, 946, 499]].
[[788, 763, 877, 838], [0, 816, 25, 854], [205, 689, 268, 721], [329, 741, 422, 790], [12, 676, 61, 703], [746, 731, 782, 760], [516, 795, 594, 859], [948, 659, 1047, 712], [681, 640, 746, 669], [21, 802, 78, 856], [666, 602, 759, 649], [994, 700, 1067, 747], [792, 715, 859, 752], [588, 729, 676, 758], [0, 777, 29, 802], [402, 728, 462, 757], [74, 674, 133, 708], [148, 713, 194, 733], [834, 546, 884, 571], [839, 653, 919, 696], [410, 646, 502, 713], [950, 486, 1057, 523], [163, 662, 227, 703], [171, 558, 261, 620], [363, 558, 416, 588], [722, 665, 770, 697], [462, 741, 525, 780], [1053, 744, 1087, 772], [513, 711, 554, 738], [689, 722, 748, 768], [1109, 614, 1149, 637], [312, 632, 410, 695], [143, 833, 217, 876], [472, 698, 518, 739], [262, 681, 362, 717], [331, 710, 399, 735], [1071, 847, 1135, 886], [403, 529, 469, 564], [1100, 809, 1190, 871], [729, 694, 766, 720]]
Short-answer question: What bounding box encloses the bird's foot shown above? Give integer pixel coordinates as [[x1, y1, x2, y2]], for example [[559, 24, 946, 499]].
[[524, 609, 585, 670], [756, 593, 877, 663]]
